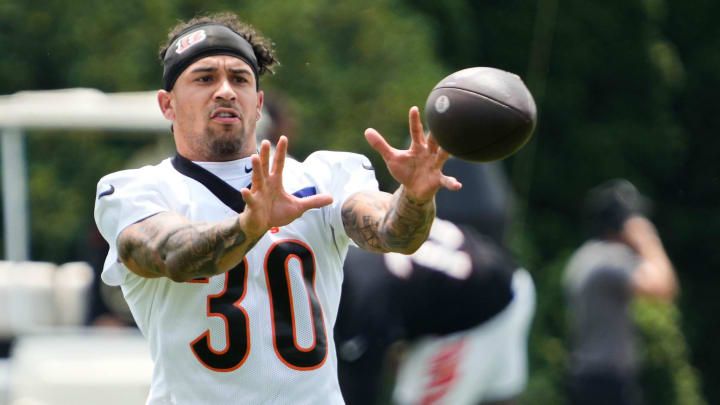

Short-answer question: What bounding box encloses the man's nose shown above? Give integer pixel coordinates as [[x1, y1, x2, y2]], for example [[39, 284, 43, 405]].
[[214, 78, 237, 101]]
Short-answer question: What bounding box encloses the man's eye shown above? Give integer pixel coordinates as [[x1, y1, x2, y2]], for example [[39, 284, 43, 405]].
[[196, 76, 212, 83], [234, 76, 248, 83]]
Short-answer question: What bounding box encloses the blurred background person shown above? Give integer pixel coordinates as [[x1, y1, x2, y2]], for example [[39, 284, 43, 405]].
[[563, 179, 678, 405], [335, 158, 535, 405]]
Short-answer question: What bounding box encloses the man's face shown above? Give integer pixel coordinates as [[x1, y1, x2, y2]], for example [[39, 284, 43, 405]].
[[162, 55, 263, 161]]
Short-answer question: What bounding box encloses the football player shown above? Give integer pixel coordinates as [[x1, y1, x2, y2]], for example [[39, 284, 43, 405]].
[[94, 12, 460, 405]]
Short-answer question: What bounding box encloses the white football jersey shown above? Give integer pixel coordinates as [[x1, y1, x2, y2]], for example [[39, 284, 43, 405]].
[[94, 151, 379, 405]]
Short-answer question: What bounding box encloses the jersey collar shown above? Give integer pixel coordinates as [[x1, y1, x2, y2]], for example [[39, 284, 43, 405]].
[[171, 153, 319, 214], [171, 153, 247, 213]]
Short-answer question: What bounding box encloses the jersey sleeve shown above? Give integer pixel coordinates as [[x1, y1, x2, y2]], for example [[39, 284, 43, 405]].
[[303, 151, 380, 247], [93, 166, 170, 286]]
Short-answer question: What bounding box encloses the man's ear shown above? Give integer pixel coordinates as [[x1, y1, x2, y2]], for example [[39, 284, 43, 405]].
[[157, 90, 175, 121], [256, 90, 264, 121]]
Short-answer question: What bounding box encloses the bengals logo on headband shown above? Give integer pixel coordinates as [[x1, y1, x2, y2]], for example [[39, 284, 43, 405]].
[[175, 29, 207, 54]]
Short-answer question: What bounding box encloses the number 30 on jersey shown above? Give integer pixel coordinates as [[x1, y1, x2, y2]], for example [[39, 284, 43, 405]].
[[190, 240, 328, 372]]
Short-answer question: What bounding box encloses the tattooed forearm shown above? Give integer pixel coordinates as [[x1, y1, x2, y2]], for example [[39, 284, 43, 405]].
[[382, 186, 435, 252], [118, 211, 259, 282], [342, 194, 388, 252], [342, 188, 435, 254]]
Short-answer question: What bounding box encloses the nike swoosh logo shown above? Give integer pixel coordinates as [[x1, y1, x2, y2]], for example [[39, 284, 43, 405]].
[[362, 162, 374, 170], [97, 184, 115, 199], [245, 166, 252, 173]]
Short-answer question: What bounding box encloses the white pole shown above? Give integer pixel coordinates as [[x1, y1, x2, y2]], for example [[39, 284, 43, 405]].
[[1, 127, 29, 261]]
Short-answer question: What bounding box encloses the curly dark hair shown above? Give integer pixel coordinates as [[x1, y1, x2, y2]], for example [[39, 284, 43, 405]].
[[158, 12, 279, 77]]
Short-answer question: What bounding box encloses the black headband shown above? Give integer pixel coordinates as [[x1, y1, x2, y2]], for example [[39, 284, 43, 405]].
[[162, 23, 260, 91]]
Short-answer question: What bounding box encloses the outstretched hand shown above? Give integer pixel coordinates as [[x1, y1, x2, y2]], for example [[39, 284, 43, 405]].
[[364, 106, 462, 202], [240, 136, 333, 238]]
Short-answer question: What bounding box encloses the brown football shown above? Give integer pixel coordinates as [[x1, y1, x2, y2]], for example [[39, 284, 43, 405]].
[[424, 67, 537, 162]]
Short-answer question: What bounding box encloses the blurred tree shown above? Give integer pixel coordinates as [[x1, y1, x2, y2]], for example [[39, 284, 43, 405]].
[[0, 0, 176, 93], [634, 299, 706, 405], [659, 1, 720, 401]]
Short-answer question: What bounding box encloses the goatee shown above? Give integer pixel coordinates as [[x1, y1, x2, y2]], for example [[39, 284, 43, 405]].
[[206, 127, 245, 159]]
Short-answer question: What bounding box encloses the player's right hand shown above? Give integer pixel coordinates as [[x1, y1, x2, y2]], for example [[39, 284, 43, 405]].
[[239, 136, 333, 239]]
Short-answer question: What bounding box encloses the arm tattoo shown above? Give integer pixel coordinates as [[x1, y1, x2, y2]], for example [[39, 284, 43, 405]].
[[118, 212, 258, 282], [341, 193, 388, 252], [383, 187, 435, 252], [342, 188, 435, 254]]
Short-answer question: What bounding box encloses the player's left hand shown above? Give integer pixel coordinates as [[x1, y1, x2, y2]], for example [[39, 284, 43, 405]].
[[364, 106, 462, 202]]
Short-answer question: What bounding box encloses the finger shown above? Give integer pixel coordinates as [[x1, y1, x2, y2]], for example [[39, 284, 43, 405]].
[[440, 175, 462, 191], [427, 133, 440, 154], [259, 140, 271, 174], [297, 194, 334, 211], [250, 154, 264, 189], [433, 147, 452, 170], [240, 187, 255, 209], [240, 186, 254, 204], [408, 106, 426, 146], [272, 135, 288, 175], [365, 128, 398, 162]]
